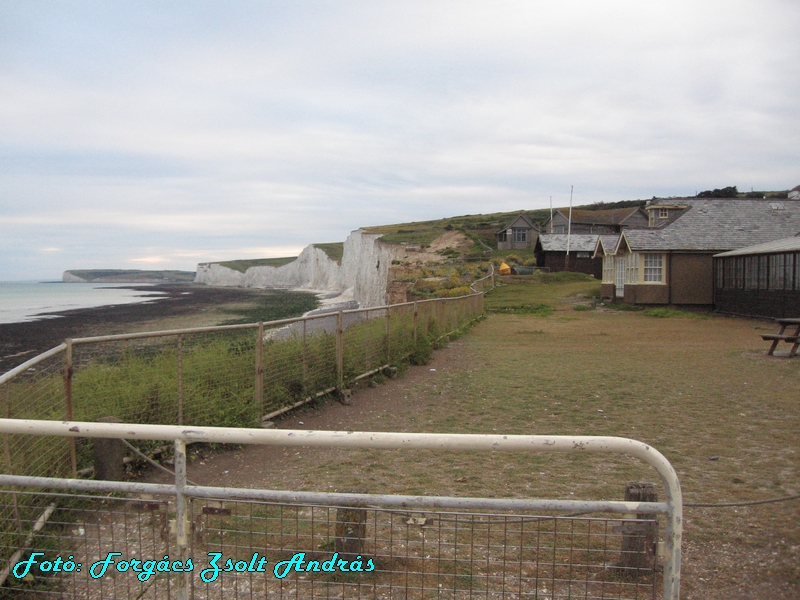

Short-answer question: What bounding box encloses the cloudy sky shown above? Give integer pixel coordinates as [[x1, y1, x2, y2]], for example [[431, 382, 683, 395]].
[[1, 1, 798, 280]]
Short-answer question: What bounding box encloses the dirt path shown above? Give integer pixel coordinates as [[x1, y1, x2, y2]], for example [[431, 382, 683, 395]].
[[147, 341, 462, 491]]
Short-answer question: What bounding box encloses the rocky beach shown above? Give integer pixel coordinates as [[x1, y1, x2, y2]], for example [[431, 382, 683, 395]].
[[0, 285, 304, 373]]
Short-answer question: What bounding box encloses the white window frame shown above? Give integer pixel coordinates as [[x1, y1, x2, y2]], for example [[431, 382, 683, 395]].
[[643, 254, 664, 283], [603, 256, 615, 283], [513, 229, 527, 243], [625, 252, 639, 284], [659, 208, 669, 219]]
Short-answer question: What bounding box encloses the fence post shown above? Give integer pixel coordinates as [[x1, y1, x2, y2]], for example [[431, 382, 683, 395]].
[[335, 489, 367, 561], [63, 339, 77, 477], [255, 324, 264, 409], [618, 482, 658, 576], [413, 301, 418, 345], [302, 319, 308, 394], [93, 416, 125, 481], [174, 439, 190, 600], [2, 384, 22, 535], [385, 306, 391, 364], [336, 311, 344, 389], [176, 335, 183, 425]]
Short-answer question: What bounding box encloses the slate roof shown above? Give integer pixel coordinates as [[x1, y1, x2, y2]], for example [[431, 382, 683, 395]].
[[714, 236, 800, 257], [552, 207, 645, 225], [496, 214, 537, 234], [620, 198, 800, 252], [595, 235, 621, 256], [537, 234, 599, 252]]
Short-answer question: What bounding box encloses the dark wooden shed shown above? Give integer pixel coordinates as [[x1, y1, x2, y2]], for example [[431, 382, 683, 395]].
[[714, 237, 800, 318]]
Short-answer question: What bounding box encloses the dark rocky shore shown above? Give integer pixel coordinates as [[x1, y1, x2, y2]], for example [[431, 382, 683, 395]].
[[0, 285, 273, 373]]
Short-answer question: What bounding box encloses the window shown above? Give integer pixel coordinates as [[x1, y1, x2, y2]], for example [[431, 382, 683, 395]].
[[553, 225, 566, 233], [643, 254, 664, 282], [513, 229, 527, 243], [794, 253, 800, 291], [744, 256, 759, 289], [758, 255, 769, 289], [576, 252, 591, 258], [769, 254, 786, 290], [497, 232, 507, 242], [625, 252, 639, 284], [603, 256, 615, 283], [659, 208, 669, 219]]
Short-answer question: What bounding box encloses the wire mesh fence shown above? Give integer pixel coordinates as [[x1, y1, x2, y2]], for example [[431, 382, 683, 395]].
[[0, 489, 661, 599], [0, 490, 172, 599], [0, 293, 485, 585], [188, 500, 660, 600]]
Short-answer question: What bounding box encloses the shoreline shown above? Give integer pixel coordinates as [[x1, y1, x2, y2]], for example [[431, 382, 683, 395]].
[[0, 284, 313, 373]]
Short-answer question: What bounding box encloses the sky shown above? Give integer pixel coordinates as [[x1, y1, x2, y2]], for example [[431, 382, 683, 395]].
[[1, 1, 798, 280]]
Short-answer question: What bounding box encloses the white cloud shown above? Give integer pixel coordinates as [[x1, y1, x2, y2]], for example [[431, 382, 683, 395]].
[[1, 0, 798, 280]]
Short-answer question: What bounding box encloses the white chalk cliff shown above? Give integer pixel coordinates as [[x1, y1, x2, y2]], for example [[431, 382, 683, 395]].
[[195, 230, 404, 308]]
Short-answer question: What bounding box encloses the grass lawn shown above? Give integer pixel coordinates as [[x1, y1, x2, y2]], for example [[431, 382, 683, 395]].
[[257, 276, 798, 598]]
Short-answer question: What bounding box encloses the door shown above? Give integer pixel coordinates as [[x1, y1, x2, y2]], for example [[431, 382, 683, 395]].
[[615, 256, 625, 297]]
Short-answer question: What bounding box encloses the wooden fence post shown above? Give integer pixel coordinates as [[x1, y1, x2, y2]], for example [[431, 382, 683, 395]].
[[618, 482, 658, 577], [335, 490, 367, 561], [63, 339, 77, 477], [336, 311, 344, 390], [413, 301, 418, 345], [93, 416, 125, 481], [176, 335, 184, 425], [254, 324, 264, 410]]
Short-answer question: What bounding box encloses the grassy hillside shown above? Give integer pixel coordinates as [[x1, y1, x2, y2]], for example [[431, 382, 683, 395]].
[[364, 200, 645, 252]]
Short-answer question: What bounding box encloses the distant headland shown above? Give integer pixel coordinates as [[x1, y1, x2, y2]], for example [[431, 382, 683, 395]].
[[62, 269, 196, 283]]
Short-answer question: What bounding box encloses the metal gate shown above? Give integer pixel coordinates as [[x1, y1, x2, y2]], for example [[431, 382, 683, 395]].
[[0, 421, 682, 599]]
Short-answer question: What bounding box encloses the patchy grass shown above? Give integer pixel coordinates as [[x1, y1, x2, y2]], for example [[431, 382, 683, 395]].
[[573, 304, 595, 311], [215, 257, 297, 273], [313, 242, 344, 264], [643, 307, 709, 319], [221, 290, 320, 324], [485, 272, 601, 312]]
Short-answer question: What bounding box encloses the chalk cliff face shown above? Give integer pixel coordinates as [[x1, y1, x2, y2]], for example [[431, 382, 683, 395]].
[[195, 230, 404, 308]]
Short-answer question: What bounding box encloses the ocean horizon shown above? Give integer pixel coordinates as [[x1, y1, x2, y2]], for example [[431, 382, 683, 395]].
[[0, 281, 167, 324]]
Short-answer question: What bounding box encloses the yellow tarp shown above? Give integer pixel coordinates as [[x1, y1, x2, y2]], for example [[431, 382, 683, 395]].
[[499, 261, 511, 275]]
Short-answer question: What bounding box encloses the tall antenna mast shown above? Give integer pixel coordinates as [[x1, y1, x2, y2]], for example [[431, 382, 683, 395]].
[[565, 185, 573, 271], [549, 196, 553, 233]]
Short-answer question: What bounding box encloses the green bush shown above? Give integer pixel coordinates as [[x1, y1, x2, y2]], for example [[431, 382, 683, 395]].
[[408, 335, 433, 365]]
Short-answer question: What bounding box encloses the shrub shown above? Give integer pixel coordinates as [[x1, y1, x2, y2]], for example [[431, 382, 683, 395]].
[[408, 335, 433, 365]]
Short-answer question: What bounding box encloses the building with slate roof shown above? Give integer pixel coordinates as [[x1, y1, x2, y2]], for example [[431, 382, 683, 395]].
[[543, 206, 648, 234], [535, 234, 602, 278], [714, 236, 800, 318], [593, 198, 800, 306], [495, 214, 539, 250]]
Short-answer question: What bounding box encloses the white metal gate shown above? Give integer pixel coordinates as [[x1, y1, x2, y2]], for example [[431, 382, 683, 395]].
[[0, 420, 681, 599]]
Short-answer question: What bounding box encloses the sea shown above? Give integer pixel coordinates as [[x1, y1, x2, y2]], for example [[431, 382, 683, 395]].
[[0, 281, 167, 325]]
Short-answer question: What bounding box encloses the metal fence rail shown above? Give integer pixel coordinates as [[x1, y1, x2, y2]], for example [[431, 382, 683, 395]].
[[0, 293, 484, 594], [0, 422, 682, 599]]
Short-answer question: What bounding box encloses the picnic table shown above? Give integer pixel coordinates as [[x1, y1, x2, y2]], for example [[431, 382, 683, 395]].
[[761, 318, 800, 357]]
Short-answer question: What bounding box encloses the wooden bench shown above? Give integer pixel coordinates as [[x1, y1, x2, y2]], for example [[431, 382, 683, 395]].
[[761, 318, 800, 357]]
